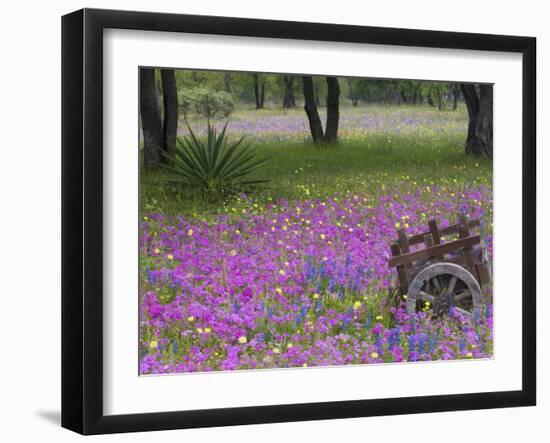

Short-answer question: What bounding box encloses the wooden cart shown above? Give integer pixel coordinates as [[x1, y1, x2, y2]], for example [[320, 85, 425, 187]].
[[387, 213, 491, 318]]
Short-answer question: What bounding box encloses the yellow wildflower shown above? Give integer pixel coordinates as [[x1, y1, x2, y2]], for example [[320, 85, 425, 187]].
[[149, 340, 158, 349], [187, 316, 195, 322], [238, 336, 247, 344], [313, 293, 320, 299], [187, 229, 193, 236], [371, 352, 379, 359], [353, 301, 362, 310]]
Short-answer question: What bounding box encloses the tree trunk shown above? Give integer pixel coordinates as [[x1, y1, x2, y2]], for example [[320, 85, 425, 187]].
[[140, 68, 163, 166], [324, 77, 340, 143], [400, 89, 407, 104], [452, 83, 459, 110], [347, 78, 359, 106], [282, 75, 296, 108], [223, 73, 233, 94], [253, 74, 262, 109], [461, 83, 493, 158], [260, 79, 266, 108], [427, 93, 435, 107], [437, 90, 442, 110], [461, 83, 480, 155], [302, 76, 324, 143], [475, 85, 493, 158], [313, 80, 321, 107], [160, 69, 178, 159]]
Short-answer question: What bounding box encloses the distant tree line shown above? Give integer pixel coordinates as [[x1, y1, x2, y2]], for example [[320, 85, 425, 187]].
[[140, 68, 493, 165]]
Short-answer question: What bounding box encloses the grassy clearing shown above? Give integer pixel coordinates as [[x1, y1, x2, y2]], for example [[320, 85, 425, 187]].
[[141, 105, 492, 218]]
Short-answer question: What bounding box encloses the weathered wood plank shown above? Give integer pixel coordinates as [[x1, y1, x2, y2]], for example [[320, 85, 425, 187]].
[[397, 229, 410, 253], [476, 262, 491, 286], [390, 243, 410, 290], [390, 243, 401, 257], [428, 219, 441, 245], [396, 265, 409, 291], [424, 234, 434, 248], [388, 235, 481, 268], [458, 223, 475, 272], [406, 218, 480, 246]]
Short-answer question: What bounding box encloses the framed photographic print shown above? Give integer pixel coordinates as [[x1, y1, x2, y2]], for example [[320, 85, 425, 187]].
[[61, 8, 536, 435]]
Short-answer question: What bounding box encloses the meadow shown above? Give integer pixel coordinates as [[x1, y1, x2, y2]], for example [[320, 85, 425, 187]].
[[139, 104, 494, 374]]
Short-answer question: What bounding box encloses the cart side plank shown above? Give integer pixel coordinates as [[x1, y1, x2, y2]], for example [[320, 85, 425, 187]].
[[387, 235, 481, 268], [458, 221, 475, 273], [391, 243, 409, 289], [406, 219, 480, 246]]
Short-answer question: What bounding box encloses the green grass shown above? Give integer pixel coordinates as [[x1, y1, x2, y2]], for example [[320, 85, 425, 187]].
[[141, 105, 492, 218]]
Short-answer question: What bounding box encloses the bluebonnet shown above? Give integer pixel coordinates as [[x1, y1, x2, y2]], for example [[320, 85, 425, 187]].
[[375, 332, 383, 353], [408, 334, 417, 361], [338, 287, 345, 300], [388, 327, 401, 349], [316, 300, 322, 313], [417, 333, 427, 354], [428, 333, 439, 352], [364, 313, 372, 330], [146, 267, 157, 284]]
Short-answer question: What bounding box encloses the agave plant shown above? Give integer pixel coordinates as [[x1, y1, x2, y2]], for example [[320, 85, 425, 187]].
[[162, 122, 269, 193]]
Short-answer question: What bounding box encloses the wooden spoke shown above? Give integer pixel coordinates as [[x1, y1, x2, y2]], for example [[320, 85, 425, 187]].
[[446, 275, 457, 296], [418, 291, 436, 302], [454, 290, 471, 303], [432, 276, 442, 293]]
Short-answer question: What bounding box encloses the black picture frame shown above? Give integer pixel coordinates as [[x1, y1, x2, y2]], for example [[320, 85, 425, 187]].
[[61, 8, 536, 435]]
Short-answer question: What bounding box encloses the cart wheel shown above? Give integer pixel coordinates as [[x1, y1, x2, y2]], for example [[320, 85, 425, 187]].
[[406, 262, 482, 318]]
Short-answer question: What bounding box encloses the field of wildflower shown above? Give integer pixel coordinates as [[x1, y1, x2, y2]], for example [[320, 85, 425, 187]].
[[139, 104, 493, 374]]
